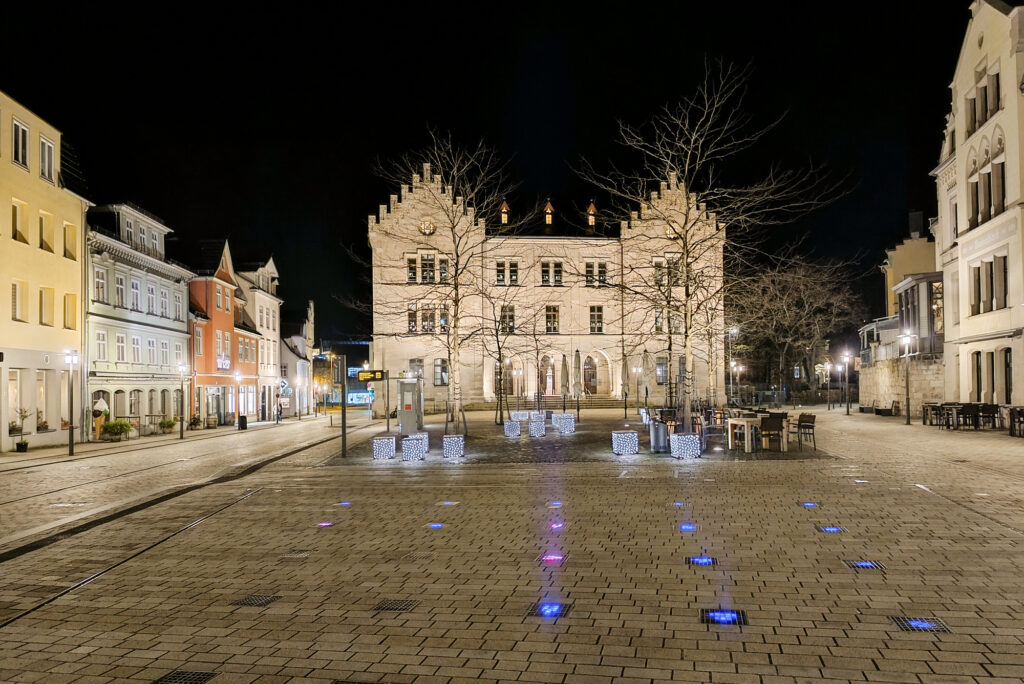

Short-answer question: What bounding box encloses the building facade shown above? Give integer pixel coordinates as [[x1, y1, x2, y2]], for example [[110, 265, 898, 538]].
[[84, 204, 194, 437], [931, 0, 1022, 405], [1, 90, 91, 451], [188, 241, 260, 426], [368, 165, 725, 416], [237, 257, 281, 421], [280, 300, 315, 417]]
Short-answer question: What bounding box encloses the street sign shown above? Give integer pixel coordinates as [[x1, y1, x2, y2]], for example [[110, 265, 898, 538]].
[[357, 369, 385, 382]]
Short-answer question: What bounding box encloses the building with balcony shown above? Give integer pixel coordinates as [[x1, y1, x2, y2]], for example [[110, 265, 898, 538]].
[[84, 203, 194, 437], [930, 0, 1023, 405], [1, 89, 91, 451], [187, 240, 261, 426], [236, 256, 281, 421]]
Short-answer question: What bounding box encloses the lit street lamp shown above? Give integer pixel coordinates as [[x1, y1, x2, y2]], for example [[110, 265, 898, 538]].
[[633, 364, 642, 414], [177, 364, 189, 439], [65, 350, 78, 455], [841, 351, 851, 415], [900, 331, 915, 425]]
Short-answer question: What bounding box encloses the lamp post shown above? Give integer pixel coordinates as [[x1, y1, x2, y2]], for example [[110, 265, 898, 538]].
[[177, 364, 189, 439], [735, 364, 744, 405], [841, 351, 851, 415], [633, 364, 642, 414], [824, 361, 832, 410], [295, 375, 302, 420], [901, 331, 912, 425], [234, 370, 242, 427], [837, 363, 846, 415], [65, 350, 78, 456], [729, 360, 736, 404]]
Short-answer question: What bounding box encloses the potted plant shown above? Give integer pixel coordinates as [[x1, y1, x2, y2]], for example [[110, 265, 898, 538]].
[[101, 419, 132, 442], [15, 438, 28, 452], [158, 417, 177, 434], [189, 414, 202, 430], [36, 409, 48, 432]]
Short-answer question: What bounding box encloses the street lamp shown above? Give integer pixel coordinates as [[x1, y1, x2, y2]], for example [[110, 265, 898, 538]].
[[295, 375, 302, 420], [841, 351, 851, 415], [900, 330, 913, 425], [234, 370, 242, 427], [824, 361, 832, 410], [729, 360, 736, 403], [177, 364, 189, 439], [633, 364, 642, 414], [65, 350, 78, 456]]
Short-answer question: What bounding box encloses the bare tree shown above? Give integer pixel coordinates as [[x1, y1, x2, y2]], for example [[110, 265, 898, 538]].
[[578, 59, 844, 429], [478, 266, 537, 423], [364, 131, 536, 434], [729, 257, 864, 389]]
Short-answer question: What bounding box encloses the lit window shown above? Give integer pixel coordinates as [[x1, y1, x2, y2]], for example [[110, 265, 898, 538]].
[[545, 305, 559, 333], [132, 336, 142, 363], [116, 333, 126, 362], [94, 269, 107, 303], [589, 305, 603, 334], [500, 305, 515, 334], [434, 358, 449, 386]]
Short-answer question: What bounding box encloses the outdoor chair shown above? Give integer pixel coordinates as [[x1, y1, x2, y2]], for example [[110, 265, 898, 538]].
[[698, 414, 727, 451], [858, 399, 877, 414], [755, 415, 785, 452], [957, 403, 980, 430], [979, 404, 1001, 429], [1010, 407, 1024, 437], [790, 413, 816, 451], [875, 401, 899, 416]]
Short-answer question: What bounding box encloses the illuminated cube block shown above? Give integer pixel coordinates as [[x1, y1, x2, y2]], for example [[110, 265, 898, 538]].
[[670, 433, 701, 460], [442, 434, 464, 458], [529, 419, 545, 437], [612, 430, 639, 455], [409, 432, 429, 452], [553, 413, 575, 434], [530, 410, 544, 422], [504, 420, 521, 437], [401, 436, 427, 461], [372, 435, 396, 460], [510, 410, 530, 421]]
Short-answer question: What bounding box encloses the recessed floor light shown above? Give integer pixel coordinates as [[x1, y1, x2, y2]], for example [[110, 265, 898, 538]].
[[547, 500, 563, 508], [687, 555, 716, 566], [528, 601, 570, 618], [539, 553, 566, 565], [427, 522, 444, 529], [845, 560, 885, 569], [438, 500, 459, 506], [679, 522, 698, 532], [549, 521, 565, 530], [800, 501, 819, 508], [700, 608, 746, 625], [891, 616, 949, 632], [317, 521, 334, 528], [816, 525, 844, 533], [338, 501, 351, 506]]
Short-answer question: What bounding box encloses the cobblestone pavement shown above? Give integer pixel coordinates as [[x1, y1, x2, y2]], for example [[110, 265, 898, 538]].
[[0, 407, 1022, 682]]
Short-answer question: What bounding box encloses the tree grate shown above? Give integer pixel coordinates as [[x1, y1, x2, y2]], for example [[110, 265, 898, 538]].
[[373, 599, 419, 612], [280, 550, 313, 559], [890, 616, 950, 632], [527, 601, 571, 618], [153, 672, 219, 684], [700, 608, 747, 625], [845, 560, 885, 570], [231, 594, 281, 607]]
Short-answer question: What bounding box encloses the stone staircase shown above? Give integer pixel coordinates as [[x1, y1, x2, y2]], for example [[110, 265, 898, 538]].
[[463, 396, 635, 412]]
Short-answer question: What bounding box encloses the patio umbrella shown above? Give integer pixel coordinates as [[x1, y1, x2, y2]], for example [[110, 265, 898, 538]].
[[561, 355, 570, 396], [573, 349, 582, 397], [642, 349, 652, 402]]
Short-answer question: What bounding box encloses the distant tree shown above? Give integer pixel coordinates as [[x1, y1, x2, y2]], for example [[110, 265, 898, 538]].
[[577, 59, 844, 428]]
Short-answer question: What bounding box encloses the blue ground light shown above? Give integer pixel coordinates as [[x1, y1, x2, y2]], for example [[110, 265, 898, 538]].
[[850, 560, 880, 568], [549, 501, 563, 507], [705, 610, 741, 624], [800, 501, 818, 508], [338, 501, 351, 506], [907, 619, 938, 630], [550, 522, 564, 530], [539, 603, 563, 617], [688, 555, 715, 566], [673, 501, 686, 507], [428, 522, 444, 529], [818, 525, 843, 533], [440, 501, 456, 506], [679, 522, 698, 532]]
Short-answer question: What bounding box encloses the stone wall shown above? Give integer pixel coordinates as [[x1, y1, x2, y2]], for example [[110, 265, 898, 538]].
[[859, 357, 944, 418]]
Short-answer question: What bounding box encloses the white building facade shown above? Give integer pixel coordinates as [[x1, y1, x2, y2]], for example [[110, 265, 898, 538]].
[[368, 165, 725, 415], [84, 204, 194, 436], [931, 0, 1023, 405], [280, 300, 315, 417], [238, 258, 282, 421]]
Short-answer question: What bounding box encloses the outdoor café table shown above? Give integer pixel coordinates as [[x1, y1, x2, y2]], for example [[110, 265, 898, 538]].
[[727, 415, 760, 453], [922, 403, 939, 426]]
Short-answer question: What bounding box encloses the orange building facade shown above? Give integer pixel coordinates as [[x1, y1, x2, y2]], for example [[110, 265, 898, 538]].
[[188, 241, 262, 426]]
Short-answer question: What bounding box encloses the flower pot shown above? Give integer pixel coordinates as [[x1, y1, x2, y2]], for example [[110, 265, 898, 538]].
[[15, 442, 28, 452]]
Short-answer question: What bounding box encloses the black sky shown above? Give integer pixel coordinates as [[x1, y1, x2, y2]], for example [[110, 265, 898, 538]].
[[5, 2, 973, 337]]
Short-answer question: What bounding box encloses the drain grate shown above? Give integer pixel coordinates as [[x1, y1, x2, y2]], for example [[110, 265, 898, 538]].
[[527, 601, 570, 618], [700, 608, 747, 625], [890, 616, 950, 632], [153, 672, 218, 684], [373, 599, 419, 612], [845, 560, 885, 570], [231, 594, 281, 607], [280, 550, 313, 559], [400, 551, 435, 561]]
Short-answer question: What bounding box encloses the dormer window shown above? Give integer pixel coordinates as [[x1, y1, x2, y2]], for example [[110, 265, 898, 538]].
[[544, 200, 554, 226], [587, 202, 597, 227], [500, 200, 510, 225]]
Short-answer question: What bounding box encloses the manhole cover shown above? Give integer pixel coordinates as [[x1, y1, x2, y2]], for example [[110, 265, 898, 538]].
[[700, 608, 747, 625], [153, 672, 218, 684], [890, 616, 949, 632], [373, 599, 419, 612], [527, 601, 570, 618], [845, 560, 885, 570], [231, 594, 281, 607]]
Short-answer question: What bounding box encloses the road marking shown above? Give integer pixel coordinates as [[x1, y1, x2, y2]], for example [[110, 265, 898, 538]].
[[915, 484, 932, 493], [619, 470, 629, 478]]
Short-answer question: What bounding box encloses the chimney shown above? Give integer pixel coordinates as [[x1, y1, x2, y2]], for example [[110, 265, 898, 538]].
[[908, 211, 924, 239]]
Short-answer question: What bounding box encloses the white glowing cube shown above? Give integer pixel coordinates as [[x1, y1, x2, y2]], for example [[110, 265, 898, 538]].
[[504, 420, 521, 437], [372, 435, 396, 460], [442, 434, 464, 458], [529, 420, 546, 437], [401, 436, 427, 461], [670, 433, 702, 460], [612, 430, 639, 455]]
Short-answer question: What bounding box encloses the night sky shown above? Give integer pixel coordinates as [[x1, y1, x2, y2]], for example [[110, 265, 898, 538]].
[[5, 2, 973, 340]]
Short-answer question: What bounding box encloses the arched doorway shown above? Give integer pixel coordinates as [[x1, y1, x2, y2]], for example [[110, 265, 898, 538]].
[[540, 356, 555, 395], [113, 390, 126, 418], [494, 361, 514, 395], [584, 356, 598, 395]]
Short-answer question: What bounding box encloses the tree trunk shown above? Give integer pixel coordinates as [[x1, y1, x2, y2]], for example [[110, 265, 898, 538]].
[[449, 315, 465, 435]]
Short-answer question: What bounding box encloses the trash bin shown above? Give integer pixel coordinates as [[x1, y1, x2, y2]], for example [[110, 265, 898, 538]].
[[238, 415, 247, 430], [649, 420, 668, 453]]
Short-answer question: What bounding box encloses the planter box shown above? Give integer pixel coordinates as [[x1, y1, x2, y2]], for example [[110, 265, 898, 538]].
[[15, 442, 28, 452]]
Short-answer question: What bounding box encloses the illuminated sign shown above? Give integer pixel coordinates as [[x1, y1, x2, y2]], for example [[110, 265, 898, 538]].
[[216, 356, 231, 370], [357, 369, 385, 382]]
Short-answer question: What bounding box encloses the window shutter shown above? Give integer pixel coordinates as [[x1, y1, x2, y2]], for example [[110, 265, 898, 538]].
[[994, 256, 1007, 309]]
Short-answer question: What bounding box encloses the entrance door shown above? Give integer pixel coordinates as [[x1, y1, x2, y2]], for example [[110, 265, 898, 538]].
[[584, 356, 598, 395], [540, 356, 555, 395]]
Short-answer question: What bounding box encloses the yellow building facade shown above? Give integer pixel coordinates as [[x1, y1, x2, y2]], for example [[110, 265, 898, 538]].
[[1, 90, 91, 451]]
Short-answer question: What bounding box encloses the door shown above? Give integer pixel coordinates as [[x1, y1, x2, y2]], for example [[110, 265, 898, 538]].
[[584, 356, 598, 395]]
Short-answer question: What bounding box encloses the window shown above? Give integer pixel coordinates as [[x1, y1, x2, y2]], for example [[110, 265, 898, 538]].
[[151, 232, 158, 254], [11, 281, 25, 321], [260, 340, 265, 365], [147, 285, 156, 313], [39, 288, 54, 326], [147, 339, 157, 364], [224, 333, 231, 358], [160, 341, 169, 365], [94, 269, 107, 303], [541, 261, 550, 285], [38, 213, 53, 251], [585, 262, 595, 286], [409, 358, 424, 377], [160, 290, 169, 317], [655, 309, 663, 333], [139, 227, 146, 250], [259, 306, 264, 327], [439, 258, 449, 283], [224, 291, 231, 313], [589, 305, 603, 333], [545, 305, 559, 333], [656, 356, 668, 385], [174, 293, 183, 320], [216, 285, 223, 309], [509, 261, 518, 285], [39, 137, 54, 182], [174, 342, 183, 365], [238, 338, 244, 361], [540, 261, 562, 286], [434, 358, 449, 386], [669, 312, 680, 333], [496, 261, 505, 285], [115, 276, 126, 307], [11, 202, 27, 243], [126, 220, 133, 244], [96, 331, 108, 361], [132, 336, 142, 363], [12, 120, 28, 167], [408, 304, 417, 332], [439, 306, 449, 332], [63, 293, 76, 329], [271, 310, 276, 330], [115, 333, 126, 362], [930, 281, 944, 336], [216, 330, 222, 356], [950, 197, 958, 241], [421, 254, 435, 283], [970, 265, 981, 316], [63, 224, 77, 260], [597, 263, 607, 285], [421, 305, 435, 333], [500, 305, 515, 334], [995, 255, 1008, 309], [194, 328, 203, 356], [407, 258, 417, 283], [130, 279, 141, 310]]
